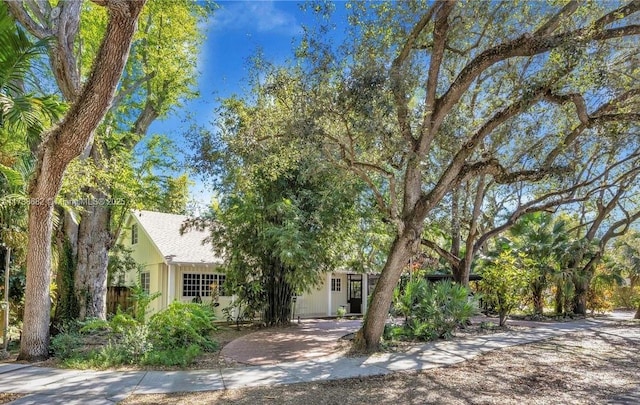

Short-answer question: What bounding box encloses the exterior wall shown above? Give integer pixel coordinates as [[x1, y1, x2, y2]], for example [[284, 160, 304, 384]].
[[292, 273, 350, 317], [121, 216, 164, 268], [294, 277, 327, 318], [174, 264, 232, 320], [118, 216, 166, 316]]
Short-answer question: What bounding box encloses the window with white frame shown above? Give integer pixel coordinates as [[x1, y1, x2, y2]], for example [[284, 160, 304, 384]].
[[131, 224, 138, 245], [182, 273, 227, 297], [331, 278, 341, 292], [182, 273, 201, 297], [140, 272, 150, 294]]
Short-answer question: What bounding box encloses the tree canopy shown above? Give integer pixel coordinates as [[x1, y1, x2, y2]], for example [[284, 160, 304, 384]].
[[205, 0, 640, 350]]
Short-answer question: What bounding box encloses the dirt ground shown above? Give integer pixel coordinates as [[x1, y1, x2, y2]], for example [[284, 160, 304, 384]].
[[121, 322, 640, 405]]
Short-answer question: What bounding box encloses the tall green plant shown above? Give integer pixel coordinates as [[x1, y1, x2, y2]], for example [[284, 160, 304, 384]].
[[509, 213, 571, 315], [391, 279, 476, 340], [478, 251, 530, 326]]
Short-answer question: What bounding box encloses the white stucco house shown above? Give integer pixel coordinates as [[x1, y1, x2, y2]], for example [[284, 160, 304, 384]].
[[118, 210, 379, 318]]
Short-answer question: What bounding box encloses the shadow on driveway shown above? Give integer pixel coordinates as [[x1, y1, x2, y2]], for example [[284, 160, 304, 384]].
[[221, 319, 362, 365]]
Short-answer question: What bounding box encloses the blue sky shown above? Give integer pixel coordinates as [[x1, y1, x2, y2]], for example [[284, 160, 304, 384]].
[[145, 1, 348, 209]]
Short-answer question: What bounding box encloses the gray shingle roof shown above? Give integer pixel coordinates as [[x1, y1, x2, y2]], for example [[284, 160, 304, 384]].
[[133, 210, 222, 265]]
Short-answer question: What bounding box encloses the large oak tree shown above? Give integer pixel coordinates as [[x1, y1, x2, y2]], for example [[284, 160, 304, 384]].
[[295, 0, 640, 350]]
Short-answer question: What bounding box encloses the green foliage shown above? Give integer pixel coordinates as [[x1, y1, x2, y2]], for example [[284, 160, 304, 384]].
[[141, 344, 201, 368], [128, 281, 161, 323], [222, 280, 262, 328], [336, 306, 347, 319], [51, 302, 219, 368], [78, 318, 111, 334], [147, 302, 218, 352], [478, 251, 530, 326], [0, 3, 65, 151], [108, 312, 137, 334], [390, 280, 476, 341], [188, 150, 373, 326], [50, 330, 83, 360], [157, 174, 192, 214], [51, 302, 217, 369], [53, 237, 78, 325], [107, 244, 138, 286], [613, 286, 640, 310]]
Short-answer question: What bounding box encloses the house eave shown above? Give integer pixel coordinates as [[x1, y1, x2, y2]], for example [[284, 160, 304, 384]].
[[164, 261, 222, 267]]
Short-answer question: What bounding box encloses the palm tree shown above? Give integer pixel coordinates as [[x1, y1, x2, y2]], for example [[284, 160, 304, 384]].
[[509, 213, 571, 316], [0, 2, 63, 158]]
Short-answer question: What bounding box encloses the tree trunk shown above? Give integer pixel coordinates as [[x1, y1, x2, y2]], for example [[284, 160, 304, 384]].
[[532, 284, 544, 316], [3, 247, 11, 352], [19, 203, 54, 361], [634, 302, 640, 320], [17, 1, 146, 361], [354, 232, 413, 351], [554, 282, 563, 315], [499, 311, 507, 327], [452, 257, 472, 287], [572, 280, 588, 316], [450, 189, 461, 259], [75, 191, 112, 320]]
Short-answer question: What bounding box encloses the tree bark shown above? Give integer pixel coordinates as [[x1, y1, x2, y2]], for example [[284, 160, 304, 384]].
[[450, 188, 461, 259], [75, 195, 112, 320], [73, 87, 158, 321], [635, 303, 640, 320], [18, 0, 146, 361], [499, 311, 507, 327], [52, 222, 78, 327], [354, 231, 415, 351], [532, 283, 544, 316], [554, 282, 564, 315], [20, 203, 54, 361], [3, 247, 11, 352]]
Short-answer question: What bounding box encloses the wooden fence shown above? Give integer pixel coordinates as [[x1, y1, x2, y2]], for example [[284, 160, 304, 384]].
[[106, 286, 133, 315]]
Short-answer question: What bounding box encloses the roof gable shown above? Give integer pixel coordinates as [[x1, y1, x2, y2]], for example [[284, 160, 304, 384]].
[[131, 210, 222, 265]]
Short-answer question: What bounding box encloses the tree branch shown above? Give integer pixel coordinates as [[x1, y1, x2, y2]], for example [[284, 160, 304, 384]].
[[543, 90, 590, 124], [419, 1, 455, 154], [533, 0, 580, 36], [5, 1, 51, 39], [421, 238, 461, 268], [390, 3, 439, 145], [432, 2, 640, 135]]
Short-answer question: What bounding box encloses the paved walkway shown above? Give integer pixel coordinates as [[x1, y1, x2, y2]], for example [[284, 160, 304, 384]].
[[221, 319, 362, 365], [1, 316, 637, 405]]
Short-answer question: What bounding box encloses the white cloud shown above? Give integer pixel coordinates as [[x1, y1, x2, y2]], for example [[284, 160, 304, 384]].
[[210, 1, 302, 36]]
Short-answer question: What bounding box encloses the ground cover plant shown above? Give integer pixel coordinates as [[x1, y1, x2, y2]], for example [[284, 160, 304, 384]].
[[50, 301, 218, 369]]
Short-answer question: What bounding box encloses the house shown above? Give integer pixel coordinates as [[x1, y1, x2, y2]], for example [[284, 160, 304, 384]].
[[118, 210, 378, 318]]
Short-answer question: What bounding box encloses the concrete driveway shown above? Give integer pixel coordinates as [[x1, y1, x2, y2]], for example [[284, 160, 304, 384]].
[[220, 319, 362, 365]]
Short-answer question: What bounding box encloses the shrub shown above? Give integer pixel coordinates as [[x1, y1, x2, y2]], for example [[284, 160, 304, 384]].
[[51, 303, 220, 368], [109, 312, 138, 334], [79, 318, 111, 334], [128, 282, 161, 323], [478, 251, 530, 326], [119, 324, 154, 361], [50, 331, 83, 360], [613, 286, 640, 309], [148, 302, 218, 352], [389, 279, 476, 341], [336, 306, 347, 319], [142, 344, 201, 367]]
